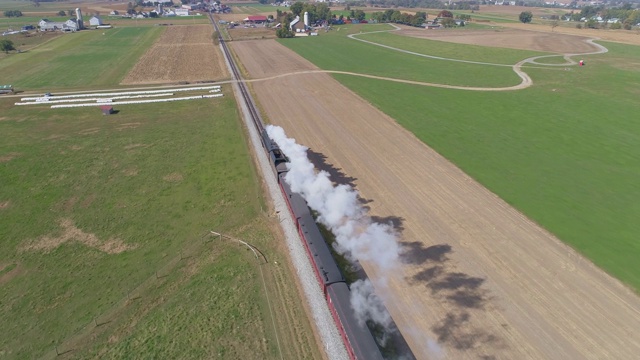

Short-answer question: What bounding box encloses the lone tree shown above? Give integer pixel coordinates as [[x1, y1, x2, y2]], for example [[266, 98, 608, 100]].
[[438, 10, 454, 18], [0, 39, 16, 54], [519, 11, 533, 24]]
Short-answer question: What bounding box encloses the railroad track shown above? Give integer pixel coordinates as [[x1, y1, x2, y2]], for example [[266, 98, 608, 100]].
[[209, 13, 265, 135]]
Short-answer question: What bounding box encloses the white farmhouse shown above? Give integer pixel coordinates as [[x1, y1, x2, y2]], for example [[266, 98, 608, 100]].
[[89, 16, 103, 26]]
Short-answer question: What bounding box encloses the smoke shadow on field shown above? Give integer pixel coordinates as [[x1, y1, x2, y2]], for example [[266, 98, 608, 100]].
[[432, 311, 499, 351], [400, 242, 451, 265], [307, 149, 358, 189], [371, 215, 405, 233], [400, 241, 500, 351]]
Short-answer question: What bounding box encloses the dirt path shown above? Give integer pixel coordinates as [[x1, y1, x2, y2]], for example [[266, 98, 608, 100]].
[[231, 38, 640, 359]]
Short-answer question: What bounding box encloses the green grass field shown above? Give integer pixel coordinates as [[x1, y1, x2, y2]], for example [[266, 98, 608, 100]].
[[0, 15, 63, 27], [282, 24, 546, 87], [0, 90, 319, 359], [0, 26, 162, 90], [279, 25, 640, 292], [0, 0, 66, 11], [0, 11, 322, 355]]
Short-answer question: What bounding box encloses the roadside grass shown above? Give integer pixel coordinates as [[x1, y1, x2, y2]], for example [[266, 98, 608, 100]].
[[0, 91, 320, 359], [0, 26, 162, 90], [322, 40, 640, 291], [279, 24, 543, 87]]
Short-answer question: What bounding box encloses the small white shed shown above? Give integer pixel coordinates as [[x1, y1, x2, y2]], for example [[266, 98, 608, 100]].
[[89, 16, 103, 26]]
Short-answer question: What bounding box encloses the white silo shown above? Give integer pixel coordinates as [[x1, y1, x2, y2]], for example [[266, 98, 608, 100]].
[[75, 8, 84, 30], [304, 11, 309, 28]]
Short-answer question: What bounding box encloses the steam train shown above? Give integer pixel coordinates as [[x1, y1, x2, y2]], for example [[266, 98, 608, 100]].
[[260, 130, 384, 360]]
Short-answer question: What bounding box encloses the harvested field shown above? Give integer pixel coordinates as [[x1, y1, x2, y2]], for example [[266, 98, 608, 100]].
[[499, 22, 640, 46], [397, 25, 598, 53], [121, 25, 228, 85], [228, 27, 277, 41], [232, 38, 640, 359]]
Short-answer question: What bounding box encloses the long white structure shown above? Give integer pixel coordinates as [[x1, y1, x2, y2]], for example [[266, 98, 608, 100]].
[[15, 93, 175, 106], [20, 86, 221, 101], [50, 94, 223, 108]]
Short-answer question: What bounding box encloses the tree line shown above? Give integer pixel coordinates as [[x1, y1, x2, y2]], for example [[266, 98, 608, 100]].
[[3, 10, 23, 17], [369, 9, 427, 27]]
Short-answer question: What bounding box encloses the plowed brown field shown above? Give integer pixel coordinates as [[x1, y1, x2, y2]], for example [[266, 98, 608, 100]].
[[396, 25, 597, 53], [231, 30, 640, 360], [121, 25, 228, 85]]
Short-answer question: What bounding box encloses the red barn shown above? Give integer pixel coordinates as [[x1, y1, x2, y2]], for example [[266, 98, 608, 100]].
[[100, 105, 114, 115]]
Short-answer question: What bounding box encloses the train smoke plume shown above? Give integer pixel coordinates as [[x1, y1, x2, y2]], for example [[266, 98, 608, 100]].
[[267, 125, 400, 333]]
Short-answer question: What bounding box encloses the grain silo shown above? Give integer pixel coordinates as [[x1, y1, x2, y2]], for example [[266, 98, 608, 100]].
[[75, 8, 84, 30]]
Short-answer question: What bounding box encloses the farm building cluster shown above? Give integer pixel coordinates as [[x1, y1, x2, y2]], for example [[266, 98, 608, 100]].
[[38, 8, 111, 32], [111, 1, 230, 19]]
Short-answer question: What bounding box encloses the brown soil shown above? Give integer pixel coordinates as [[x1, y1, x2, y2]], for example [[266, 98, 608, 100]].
[[0, 152, 20, 163], [78, 127, 100, 135], [397, 25, 597, 53], [0, 262, 22, 285], [122, 168, 139, 177], [20, 218, 137, 254], [232, 39, 640, 359], [115, 122, 141, 131], [121, 25, 229, 85], [162, 172, 183, 182], [500, 22, 640, 46], [228, 27, 277, 41], [45, 134, 66, 140], [124, 143, 149, 150], [0, 201, 10, 210]]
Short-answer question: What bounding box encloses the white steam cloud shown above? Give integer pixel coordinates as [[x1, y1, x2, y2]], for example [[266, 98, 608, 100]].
[[267, 125, 400, 333]]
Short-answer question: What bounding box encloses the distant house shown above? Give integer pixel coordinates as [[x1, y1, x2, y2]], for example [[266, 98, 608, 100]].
[[89, 16, 103, 26], [63, 19, 80, 32], [100, 105, 114, 115], [39, 19, 64, 31]]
